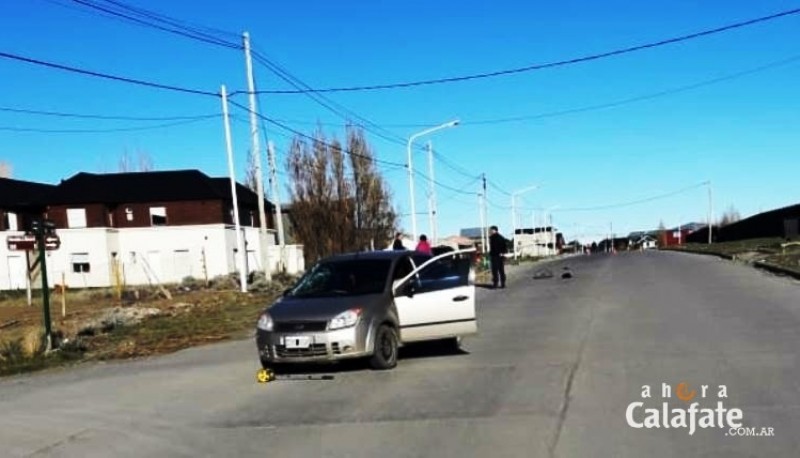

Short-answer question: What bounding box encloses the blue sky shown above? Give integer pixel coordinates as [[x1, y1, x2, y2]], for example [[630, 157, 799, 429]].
[[1, 0, 799, 242]]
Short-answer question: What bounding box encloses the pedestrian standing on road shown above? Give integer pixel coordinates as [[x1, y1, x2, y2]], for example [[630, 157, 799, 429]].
[[415, 234, 432, 256], [392, 233, 406, 251], [489, 225, 507, 289]]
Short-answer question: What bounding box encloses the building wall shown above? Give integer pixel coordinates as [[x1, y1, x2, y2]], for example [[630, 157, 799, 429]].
[[47, 204, 107, 229], [107, 200, 225, 228], [46, 200, 265, 230], [1, 224, 302, 291], [514, 230, 557, 257]]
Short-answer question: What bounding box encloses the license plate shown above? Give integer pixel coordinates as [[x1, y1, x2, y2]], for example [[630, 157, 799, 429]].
[[284, 336, 312, 349]]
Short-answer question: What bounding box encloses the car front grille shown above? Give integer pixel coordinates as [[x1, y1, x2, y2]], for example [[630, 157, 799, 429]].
[[275, 343, 328, 358], [274, 321, 328, 333]]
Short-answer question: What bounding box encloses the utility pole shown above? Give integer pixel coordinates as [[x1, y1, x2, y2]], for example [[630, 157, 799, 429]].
[[707, 181, 713, 244], [510, 193, 516, 258], [426, 141, 437, 245], [482, 174, 489, 251], [268, 141, 286, 271], [610, 221, 614, 254], [242, 31, 270, 281], [478, 191, 486, 256], [221, 85, 248, 293]]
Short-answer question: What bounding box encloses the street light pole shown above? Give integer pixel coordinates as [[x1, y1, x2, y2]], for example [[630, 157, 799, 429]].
[[426, 141, 438, 245], [406, 120, 459, 241]]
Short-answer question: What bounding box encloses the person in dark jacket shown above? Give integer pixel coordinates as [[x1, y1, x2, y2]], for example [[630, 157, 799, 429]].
[[392, 233, 406, 251], [488, 225, 507, 288]]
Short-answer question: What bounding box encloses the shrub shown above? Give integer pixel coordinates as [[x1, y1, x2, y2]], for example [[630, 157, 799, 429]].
[[180, 276, 205, 290]]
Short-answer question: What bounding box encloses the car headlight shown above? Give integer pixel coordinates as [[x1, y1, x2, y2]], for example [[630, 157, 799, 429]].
[[256, 312, 274, 331], [328, 308, 361, 330]]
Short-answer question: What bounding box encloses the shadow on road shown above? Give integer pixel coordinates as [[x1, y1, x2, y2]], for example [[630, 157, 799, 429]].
[[400, 340, 470, 360], [267, 340, 468, 376]]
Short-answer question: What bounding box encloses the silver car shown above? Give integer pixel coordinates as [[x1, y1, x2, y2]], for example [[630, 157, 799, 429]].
[[256, 249, 477, 370]]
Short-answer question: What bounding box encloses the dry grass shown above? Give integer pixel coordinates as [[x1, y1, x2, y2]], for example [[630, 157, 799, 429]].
[[1, 275, 296, 377], [674, 238, 800, 275]]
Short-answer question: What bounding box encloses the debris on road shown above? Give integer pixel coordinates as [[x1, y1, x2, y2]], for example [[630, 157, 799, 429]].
[[256, 368, 334, 383], [533, 268, 554, 279], [561, 267, 574, 279]]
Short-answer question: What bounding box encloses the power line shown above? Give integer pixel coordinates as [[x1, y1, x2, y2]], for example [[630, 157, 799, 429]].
[[68, 0, 420, 152], [551, 182, 709, 212], [246, 49, 414, 150], [50, 0, 455, 164], [233, 51, 800, 129], [227, 99, 406, 169], [463, 53, 800, 126], [0, 50, 219, 97], [63, 0, 240, 49], [252, 8, 800, 94], [0, 117, 215, 133], [487, 179, 512, 196], [96, 0, 239, 39], [0, 105, 219, 121]]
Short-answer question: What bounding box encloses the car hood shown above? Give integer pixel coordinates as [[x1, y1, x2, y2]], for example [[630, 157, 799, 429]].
[[267, 293, 386, 322]]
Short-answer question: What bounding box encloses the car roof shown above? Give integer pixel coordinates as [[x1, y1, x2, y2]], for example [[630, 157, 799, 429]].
[[323, 250, 422, 263]]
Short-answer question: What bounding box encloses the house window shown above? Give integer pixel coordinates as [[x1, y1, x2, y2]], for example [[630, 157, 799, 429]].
[[66, 208, 87, 228], [71, 253, 91, 273], [149, 207, 167, 226], [3, 212, 18, 231]]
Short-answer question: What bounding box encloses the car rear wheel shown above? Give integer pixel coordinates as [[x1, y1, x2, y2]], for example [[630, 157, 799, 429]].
[[369, 325, 398, 370]]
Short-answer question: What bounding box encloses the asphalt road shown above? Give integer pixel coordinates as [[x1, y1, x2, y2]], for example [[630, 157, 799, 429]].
[[2, 251, 799, 457]]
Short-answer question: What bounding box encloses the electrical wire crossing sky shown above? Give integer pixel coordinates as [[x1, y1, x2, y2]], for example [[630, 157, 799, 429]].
[[1, 1, 798, 241]]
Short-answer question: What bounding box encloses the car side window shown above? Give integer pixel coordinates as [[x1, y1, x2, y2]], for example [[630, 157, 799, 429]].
[[393, 257, 414, 282], [413, 253, 471, 294]]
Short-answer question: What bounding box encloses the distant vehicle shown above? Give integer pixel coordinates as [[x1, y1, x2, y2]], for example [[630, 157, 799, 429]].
[[256, 249, 477, 370]]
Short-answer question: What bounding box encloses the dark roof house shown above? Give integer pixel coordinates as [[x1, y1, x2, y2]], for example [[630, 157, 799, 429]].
[[0, 177, 55, 209], [50, 170, 269, 207], [46, 170, 275, 229]]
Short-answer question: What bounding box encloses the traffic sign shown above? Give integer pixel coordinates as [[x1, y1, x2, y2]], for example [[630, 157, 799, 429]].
[[6, 234, 60, 251]]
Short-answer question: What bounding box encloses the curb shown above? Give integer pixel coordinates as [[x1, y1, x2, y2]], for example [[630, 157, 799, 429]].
[[752, 261, 800, 281], [663, 248, 800, 281], [661, 247, 735, 261]]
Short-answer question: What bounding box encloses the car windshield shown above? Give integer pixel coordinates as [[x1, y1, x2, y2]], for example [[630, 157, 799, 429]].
[[288, 259, 392, 298]]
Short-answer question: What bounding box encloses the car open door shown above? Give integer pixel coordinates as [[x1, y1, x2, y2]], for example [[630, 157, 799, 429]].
[[393, 249, 477, 342]]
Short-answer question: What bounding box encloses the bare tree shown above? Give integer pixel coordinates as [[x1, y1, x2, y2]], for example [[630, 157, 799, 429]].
[[719, 205, 741, 227], [244, 149, 258, 192], [286, 127, 397, 263], [119, 149, 154, 172], [0, 161, 11, 178], [348, 127, 397, 250]]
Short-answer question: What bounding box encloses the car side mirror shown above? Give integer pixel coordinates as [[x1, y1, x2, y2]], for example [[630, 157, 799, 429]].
[[405, 282, 416, 298]]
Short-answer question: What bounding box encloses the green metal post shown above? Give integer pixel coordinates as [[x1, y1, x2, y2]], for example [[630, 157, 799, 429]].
[[36, 227, 52, 351]]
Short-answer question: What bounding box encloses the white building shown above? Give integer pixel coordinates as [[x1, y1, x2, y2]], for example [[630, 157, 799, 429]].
[[513, 227, 560, 257], [0, 171, 304, 291]]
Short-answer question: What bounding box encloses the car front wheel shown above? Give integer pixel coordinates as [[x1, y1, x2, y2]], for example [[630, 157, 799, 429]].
[[369, 325, 398, 370]]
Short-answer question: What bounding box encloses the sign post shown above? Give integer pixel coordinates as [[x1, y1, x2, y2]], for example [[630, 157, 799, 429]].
[[8, 222, 60, 351], [35, 225, 53, 351]]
